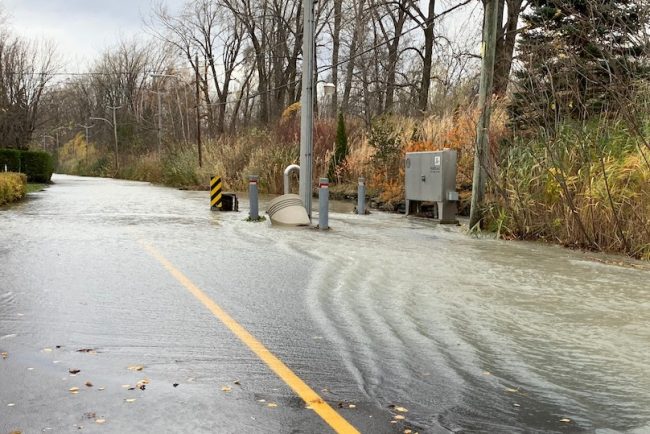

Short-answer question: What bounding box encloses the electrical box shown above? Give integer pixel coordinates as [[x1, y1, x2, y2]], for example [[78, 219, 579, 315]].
[[405, 150, 458, 223]]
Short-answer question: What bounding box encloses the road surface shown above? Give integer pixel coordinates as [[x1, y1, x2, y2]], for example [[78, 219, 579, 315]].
[[1, 175, 649, 433]]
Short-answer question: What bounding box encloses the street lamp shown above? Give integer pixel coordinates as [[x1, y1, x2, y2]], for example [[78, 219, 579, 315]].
[[78, 124, 95, 144], [90, 105, 121, 172]]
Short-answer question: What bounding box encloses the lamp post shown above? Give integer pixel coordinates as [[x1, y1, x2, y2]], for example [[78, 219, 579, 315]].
[[90, 105, 121, 172], [78, 124, 95, 144]]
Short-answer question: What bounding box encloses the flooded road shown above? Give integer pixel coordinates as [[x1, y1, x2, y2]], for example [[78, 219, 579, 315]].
[[1, 174, 649, 433]]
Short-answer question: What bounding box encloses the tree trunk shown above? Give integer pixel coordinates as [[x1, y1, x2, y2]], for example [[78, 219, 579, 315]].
[[418, 0, 436, 113], [330, 0, 342, 114], [493, 0, 522, 96]]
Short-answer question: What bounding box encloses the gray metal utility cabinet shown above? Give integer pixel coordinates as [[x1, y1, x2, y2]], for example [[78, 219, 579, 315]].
[[405, 150, 459, 223]]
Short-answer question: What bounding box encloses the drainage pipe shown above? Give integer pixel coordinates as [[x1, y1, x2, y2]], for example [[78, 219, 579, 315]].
[[283, 164, 300, 195]]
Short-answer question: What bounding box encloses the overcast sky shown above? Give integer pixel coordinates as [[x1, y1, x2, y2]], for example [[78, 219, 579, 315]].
[[2, 0, 182, 71], [3, 0, 482, 74]]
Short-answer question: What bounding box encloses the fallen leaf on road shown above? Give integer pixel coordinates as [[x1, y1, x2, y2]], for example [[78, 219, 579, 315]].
[[121, 385, 131, 389], [77, 348, 96, 353], [173, 383, 179, 387], [127, 365, 144, 372], [124, 398, 136, 403], [404, 430, 412, 434], [221, 386, 232, 392], [560, 418, 571, 423], [267, 403, 278, 408], [84, 412, 96, 419], [95, 419, 106, 424], [513, 403, 520, 408], [85, 381, 93, 387], [69, 387, 80, 394], [394, 406, 408, 413], [348, 404, 356, 409], [505, 388, 518, 393], [43, 348, 53, 353], [233, 380, 241, 386], [393, 415, 405, 420], [1, 352, 7, 359], [390, 421, 397, 424], [305, 405, 313, 409], [69, 369, 81, 374], [98, 387, 105, 391], [257, 399, 266, 403], [482, 371, 491, 376]]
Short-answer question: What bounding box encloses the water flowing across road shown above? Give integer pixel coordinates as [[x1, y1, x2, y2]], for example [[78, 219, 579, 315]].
[[1, 175, 649, 433]]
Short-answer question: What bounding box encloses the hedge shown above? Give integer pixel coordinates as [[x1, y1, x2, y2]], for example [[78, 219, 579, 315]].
[[0, 148, 21, 172], [0, 148, 54, 183], [0, 172, 27, 206]]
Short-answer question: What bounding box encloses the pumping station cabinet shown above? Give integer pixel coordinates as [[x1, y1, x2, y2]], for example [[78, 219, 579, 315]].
[[405, 150, 459, 224]]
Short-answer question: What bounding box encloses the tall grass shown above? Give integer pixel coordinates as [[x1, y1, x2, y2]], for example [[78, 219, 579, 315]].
[[486, 120, 650, 259]]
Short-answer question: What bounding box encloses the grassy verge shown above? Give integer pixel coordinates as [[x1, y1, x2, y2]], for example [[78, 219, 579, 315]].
[[26, 183, 47, 193], [0, 172, 27, 206]]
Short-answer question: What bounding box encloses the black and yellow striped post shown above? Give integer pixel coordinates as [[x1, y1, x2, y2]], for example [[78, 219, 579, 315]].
[[210, 176, 223, 209]]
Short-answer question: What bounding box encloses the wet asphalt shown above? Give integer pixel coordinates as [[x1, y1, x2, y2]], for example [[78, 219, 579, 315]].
[[1, 175, 649, 434]]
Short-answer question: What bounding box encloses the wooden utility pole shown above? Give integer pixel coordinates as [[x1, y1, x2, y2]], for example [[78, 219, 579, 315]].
[[469, 0, 499, 229], [195, 54, 203, 168]]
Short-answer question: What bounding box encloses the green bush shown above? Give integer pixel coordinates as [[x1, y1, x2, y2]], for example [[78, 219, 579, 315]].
[[0, 148, 21, 172], [0, 149, 54, 183], [20, 150, 54, 183]]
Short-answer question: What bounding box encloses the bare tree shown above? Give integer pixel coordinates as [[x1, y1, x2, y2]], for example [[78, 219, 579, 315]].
[[0, 33, 58, 149]]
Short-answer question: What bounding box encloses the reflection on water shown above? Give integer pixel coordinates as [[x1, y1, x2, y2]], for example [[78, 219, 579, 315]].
[[2, 174, 649, 433], [257, 197, 650, 433]]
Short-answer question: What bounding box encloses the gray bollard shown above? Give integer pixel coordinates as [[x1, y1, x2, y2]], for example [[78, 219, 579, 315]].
[[319, 177, 329, 230], [249, 175, 259, 220], [357, 177, 366, 215]]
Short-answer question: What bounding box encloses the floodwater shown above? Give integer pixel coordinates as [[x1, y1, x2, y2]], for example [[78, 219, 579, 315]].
[[1, 174, 649, 433]]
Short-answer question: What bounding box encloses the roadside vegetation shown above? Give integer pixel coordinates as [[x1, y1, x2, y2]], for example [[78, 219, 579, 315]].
[[0, 172, 27, 206], [3, 0, 649, 258]]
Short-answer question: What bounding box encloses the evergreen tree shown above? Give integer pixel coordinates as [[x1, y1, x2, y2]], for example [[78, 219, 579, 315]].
[[510, 0, 648, 129]]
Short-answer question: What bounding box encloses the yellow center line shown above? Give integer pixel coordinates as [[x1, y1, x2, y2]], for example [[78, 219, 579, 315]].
[[139, 241, 360, 434]]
